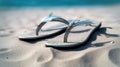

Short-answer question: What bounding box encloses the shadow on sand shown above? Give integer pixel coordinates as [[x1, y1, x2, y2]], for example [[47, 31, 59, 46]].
[[56, 27, 120, 51]]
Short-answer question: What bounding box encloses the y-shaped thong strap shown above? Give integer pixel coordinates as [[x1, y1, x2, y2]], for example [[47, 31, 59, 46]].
[[36, 15, 69, 35], [64, 21, 102, 43], [64, 19, 80, 42]]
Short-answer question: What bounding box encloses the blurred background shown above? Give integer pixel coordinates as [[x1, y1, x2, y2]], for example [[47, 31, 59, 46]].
[[0, 0, 120, 8]]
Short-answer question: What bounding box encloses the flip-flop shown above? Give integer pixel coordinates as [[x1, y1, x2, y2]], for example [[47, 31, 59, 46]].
[[19, 14, 69, 41], [46, 19, 102, 48]]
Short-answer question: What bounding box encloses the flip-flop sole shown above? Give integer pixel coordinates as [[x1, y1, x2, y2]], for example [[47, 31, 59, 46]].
[[19, 27, 67, 41], [46, 22, 101, 48]]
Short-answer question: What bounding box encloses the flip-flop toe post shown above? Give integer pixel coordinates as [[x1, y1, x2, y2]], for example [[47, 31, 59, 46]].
[[19, 14, 69, 41], [46, 20, 102, 49]]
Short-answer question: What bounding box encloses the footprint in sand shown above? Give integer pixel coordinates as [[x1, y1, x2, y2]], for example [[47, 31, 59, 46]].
[[0, 28, 14, 37], [109, 48, 120, 66]]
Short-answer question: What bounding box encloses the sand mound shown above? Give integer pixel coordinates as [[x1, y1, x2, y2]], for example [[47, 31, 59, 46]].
[[109, 48, 120, 66]]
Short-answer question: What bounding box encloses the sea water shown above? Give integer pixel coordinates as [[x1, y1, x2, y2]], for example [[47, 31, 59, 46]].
[[0, 0, 120, 8]]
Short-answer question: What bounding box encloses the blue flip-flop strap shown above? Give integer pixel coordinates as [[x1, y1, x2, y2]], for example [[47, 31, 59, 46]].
[[64, 20, 79, 43], [36, 15, 69, 35]]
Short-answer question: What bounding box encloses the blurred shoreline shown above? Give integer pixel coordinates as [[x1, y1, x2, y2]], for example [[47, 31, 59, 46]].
[[0, 0, 120, 7], [0, 4, 120, 10]]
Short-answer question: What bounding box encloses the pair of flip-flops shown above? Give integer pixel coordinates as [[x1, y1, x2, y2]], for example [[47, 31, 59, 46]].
[[19, 14, 102, 49]]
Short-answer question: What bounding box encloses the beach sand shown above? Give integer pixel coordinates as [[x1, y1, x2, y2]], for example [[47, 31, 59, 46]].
[[0, 6, 120, 67]]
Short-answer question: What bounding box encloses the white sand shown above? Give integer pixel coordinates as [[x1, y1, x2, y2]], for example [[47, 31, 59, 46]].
[[0, 5, 120, 67]]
